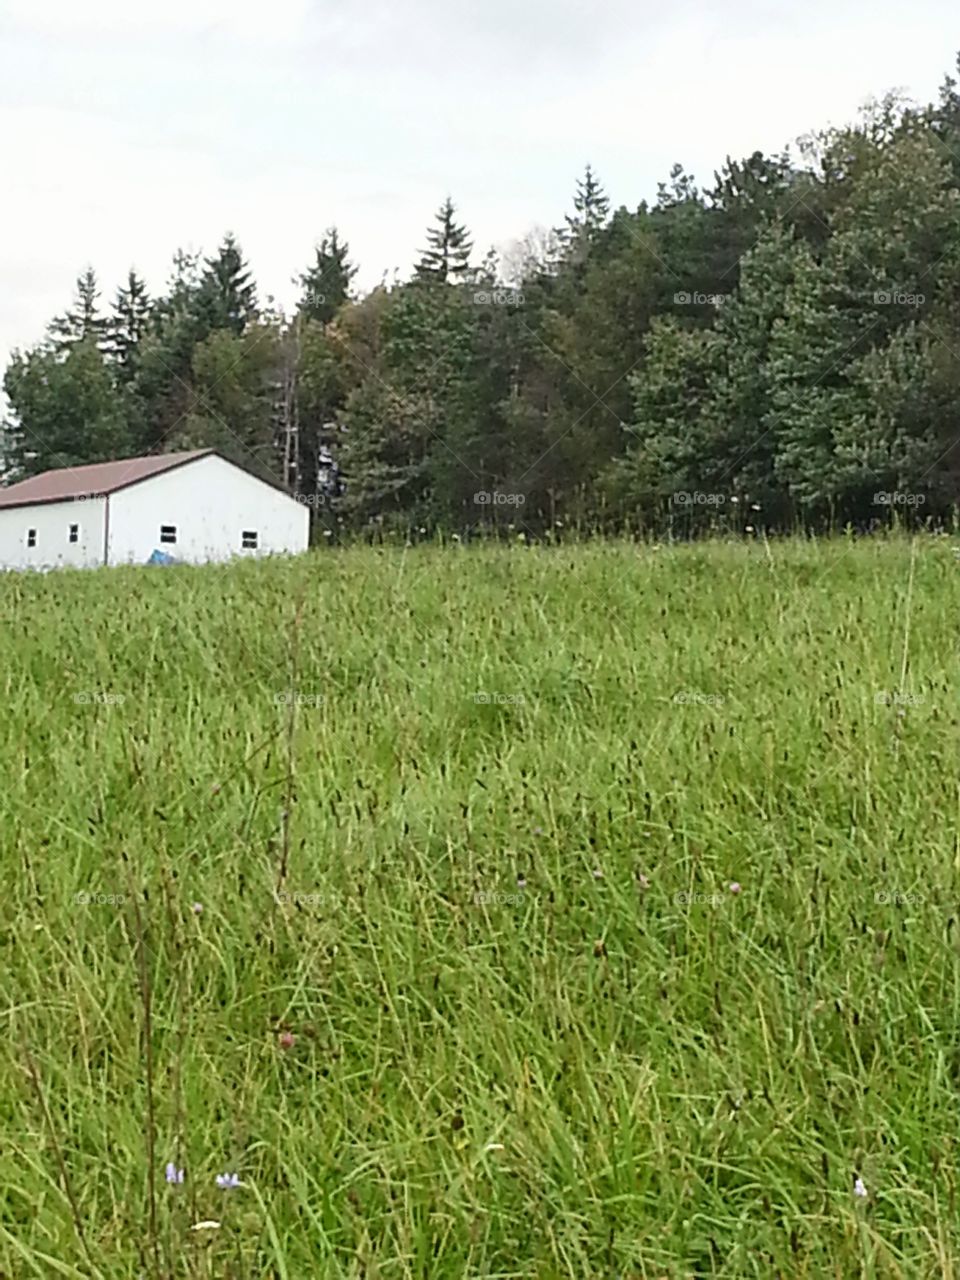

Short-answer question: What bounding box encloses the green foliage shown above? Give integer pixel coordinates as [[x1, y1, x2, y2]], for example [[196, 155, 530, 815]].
[[337, 284, 475, 525], [167, 324, 283, 480], [7, 56, 960, 533], [415, 197, 474, 285], [552, 163, 612, 277], [566, 162, 610, 234], [298, 227, 356, 325], [106, 269, 151, 383], [48, 267, 108, 353], [2, 338, 130, 477], [768, 126, 960, 515], [195, 233, 258, 336], [608, 317, 722, 523]]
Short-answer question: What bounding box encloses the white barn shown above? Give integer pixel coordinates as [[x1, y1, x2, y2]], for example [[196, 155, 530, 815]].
[[0, 449, 309, 571]]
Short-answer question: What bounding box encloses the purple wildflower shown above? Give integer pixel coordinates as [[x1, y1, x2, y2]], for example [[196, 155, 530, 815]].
[[165, 1162, 184, 1184], [191, 902, 203, 915], [216, 1172, 242, 1189], [729, 882, 742, 895]]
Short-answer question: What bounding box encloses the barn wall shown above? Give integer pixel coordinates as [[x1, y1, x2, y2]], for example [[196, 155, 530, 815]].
[[0, 497, 106, 571], [106, 454, 309, 565]]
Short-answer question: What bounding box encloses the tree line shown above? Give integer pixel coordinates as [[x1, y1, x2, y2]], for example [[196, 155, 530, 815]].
[[6, 56, 960, 538]]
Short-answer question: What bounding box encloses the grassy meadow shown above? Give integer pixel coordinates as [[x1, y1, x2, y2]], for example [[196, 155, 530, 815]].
[[2, 535, 960, 1278]]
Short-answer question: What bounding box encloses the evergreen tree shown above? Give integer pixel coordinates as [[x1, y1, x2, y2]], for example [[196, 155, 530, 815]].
[[196, 234, 258, 334], [49, 268, 107, 353], [106, 269, 152, 382], [656, 162, 699, 209], [931, 53, 960, 185], [706, 150, 797, 285], [565, 163, 610, 237], [164, 249, 203, 318], [164, 324, 283, 479], [299, 227, 356, 324], [7, 51, 960, 533], [769, 125, 958, 516], [549, 164, 611, 277], [128, 250, 206, 453], [607, 317, 722, 526], [648, 169, 735, 320], [415, 198, 473, 284], [685, 219, 805, 520], [337, 283, 474, 526]]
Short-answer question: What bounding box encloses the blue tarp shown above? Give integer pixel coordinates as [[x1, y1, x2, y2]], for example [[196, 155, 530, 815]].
[[146, 549, 178, 565]]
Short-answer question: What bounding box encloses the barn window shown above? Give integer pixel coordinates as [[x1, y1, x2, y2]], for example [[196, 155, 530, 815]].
[[26, 528, 36, 548], [159, 525, 177, 544], [241, 530, 258, 549], [68, 524, 79, 543]]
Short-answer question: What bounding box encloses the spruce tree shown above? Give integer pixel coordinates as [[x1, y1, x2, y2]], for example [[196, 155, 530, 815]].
[[165, 249, 203, 317], [49, 268, 108, 353], [106, 269, 152, 382], [129, 250, 205, 454], [298, 227, 356, 324], [415, 198, 473, 284], [565, 164, 610, 236], [550, 165, 611, 276], [196, 233, 258, 334]]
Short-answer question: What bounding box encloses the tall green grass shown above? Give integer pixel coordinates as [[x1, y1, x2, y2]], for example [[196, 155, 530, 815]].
[[2, 535, 959, 1277]]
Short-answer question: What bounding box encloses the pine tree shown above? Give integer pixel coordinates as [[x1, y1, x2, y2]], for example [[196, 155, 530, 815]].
[[299, 227, 356, 324], [129, 250, 205, 454], [550, 165, 611, 278], [415, 198, 473, 284], [196, 234, 258, 334], [606, 317, 721, 524], [930, 55, 960, 184], [769, 124, 959, 516], [49, 268, 107, 353], [106, 269, 152, 382], [165, 249, 202, 315], [565, 164, 610, 236]]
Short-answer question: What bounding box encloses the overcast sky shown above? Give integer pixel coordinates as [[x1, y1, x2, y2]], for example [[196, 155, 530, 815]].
[[0, 0, 956, 363]]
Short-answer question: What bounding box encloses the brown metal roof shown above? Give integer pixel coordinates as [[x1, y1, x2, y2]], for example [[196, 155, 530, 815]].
[[0, 450, 215, 510]]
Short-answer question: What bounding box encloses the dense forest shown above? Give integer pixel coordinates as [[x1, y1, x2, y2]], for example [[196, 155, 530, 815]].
[[6, 57, 960, 537]]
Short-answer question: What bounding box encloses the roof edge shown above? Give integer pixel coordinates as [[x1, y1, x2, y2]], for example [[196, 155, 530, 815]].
[[0, 448, 301, 510], [0, 491, 111, 513]]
